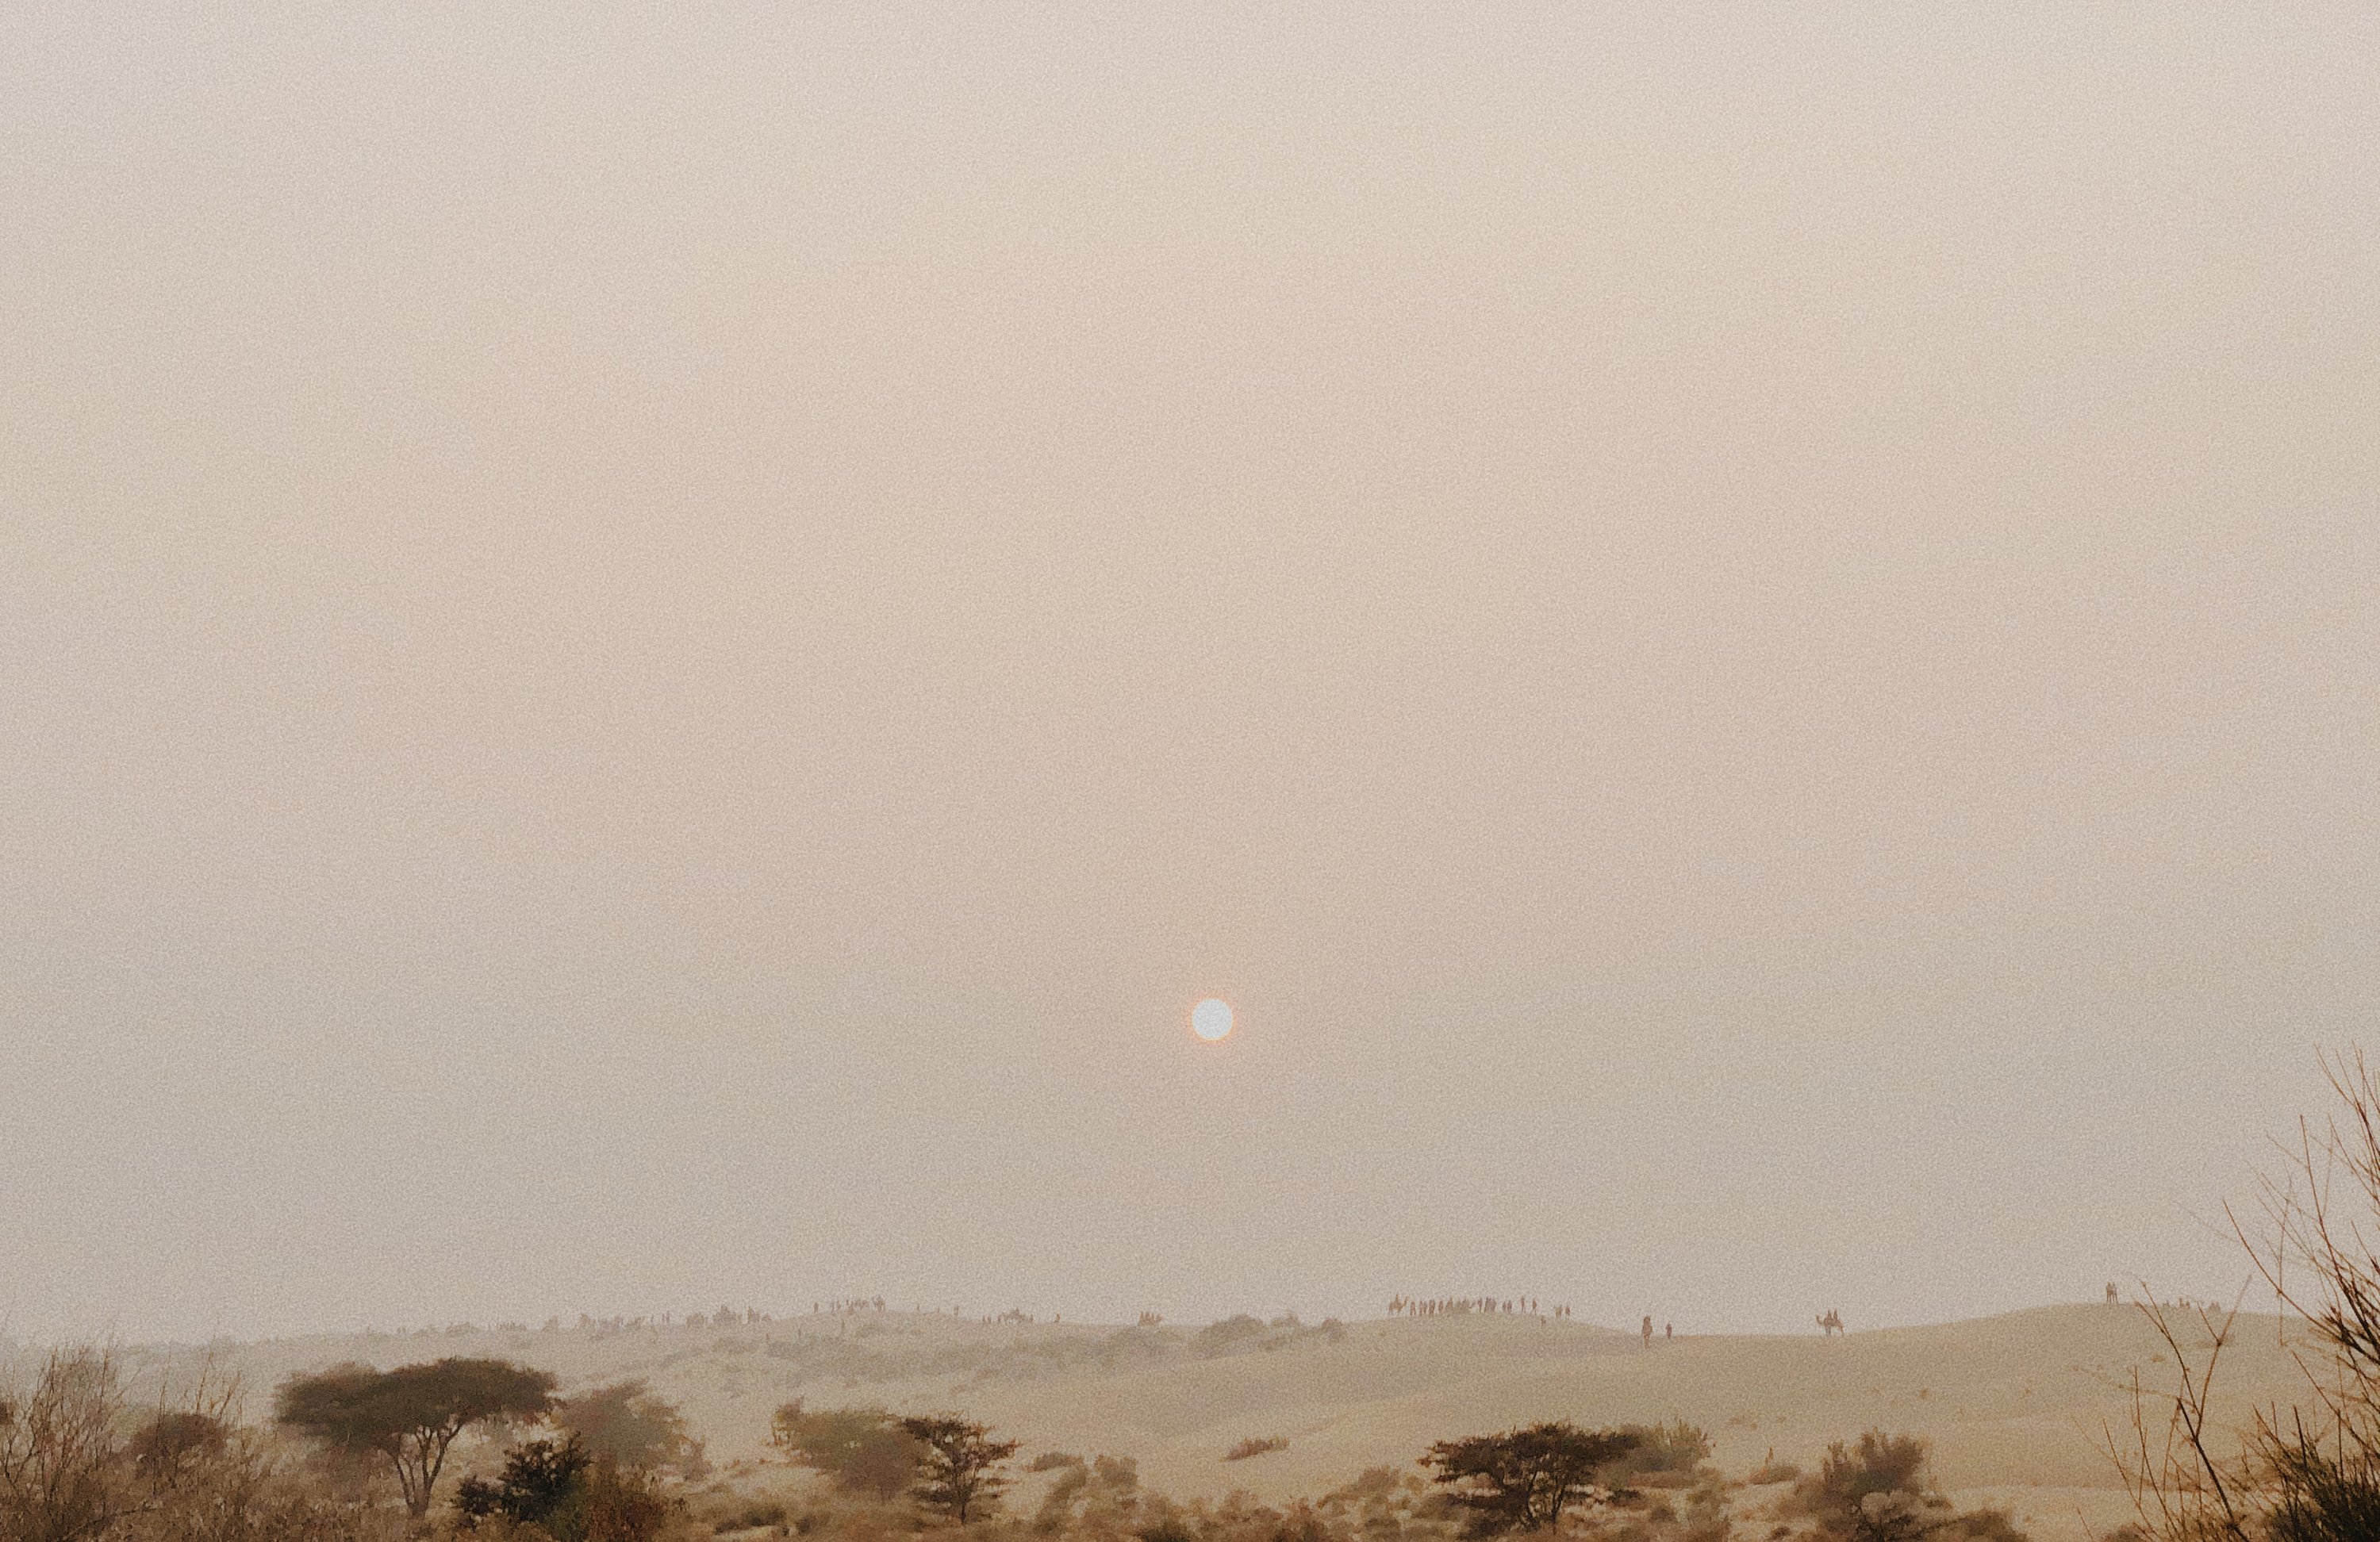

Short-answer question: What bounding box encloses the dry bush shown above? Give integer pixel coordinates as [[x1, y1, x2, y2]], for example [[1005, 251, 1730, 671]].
[[0, 1345, 414, 1542], [1, 1346, 133, 1542], [1223, 1441, 1288, 1464], [766, 1406, 916, 1505], [1781, 1433, 1930, 1525], [1031, 1453, 1140, 1537], [2102, 1049, 2380, 1542], [708, 1502, 786, 1536], [1772, 1431, 2020, 1542]]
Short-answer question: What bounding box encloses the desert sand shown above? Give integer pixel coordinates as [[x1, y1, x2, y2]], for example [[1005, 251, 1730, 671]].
[[94, 1300, 2308, 1541]]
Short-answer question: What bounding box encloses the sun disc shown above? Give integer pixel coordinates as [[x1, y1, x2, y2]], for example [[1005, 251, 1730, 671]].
[[1190, 998, 1234, 1041]]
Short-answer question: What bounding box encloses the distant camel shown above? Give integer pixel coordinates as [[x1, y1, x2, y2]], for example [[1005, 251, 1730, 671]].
[[1816, 1310, 1845, 1337]]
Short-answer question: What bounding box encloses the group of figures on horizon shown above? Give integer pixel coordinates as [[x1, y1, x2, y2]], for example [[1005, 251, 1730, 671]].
[[1815, 1309, 1845, 1337], [1640, 1315, 1674, 1346], [569, 1306, 770, 1333], [816, 1297, 886, 1314], [1388, 1295, 1568, 1318]]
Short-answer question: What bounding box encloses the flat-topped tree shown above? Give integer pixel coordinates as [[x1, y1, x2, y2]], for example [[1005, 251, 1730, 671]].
[[274, 1358, 555, 1517], [1423, 1421, 1642, 1536]]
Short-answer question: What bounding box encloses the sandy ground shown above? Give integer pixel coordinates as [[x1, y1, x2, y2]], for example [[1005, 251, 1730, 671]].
[[90, 1303, 2300, 1528]]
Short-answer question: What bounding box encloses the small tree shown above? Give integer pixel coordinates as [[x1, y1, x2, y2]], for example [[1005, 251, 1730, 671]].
[[274, 1358, 556, 1517], [770, 1402, 920, 1502], [554, 1383, 691, 1471], [1422, 1421, 1641, 1536], [455, 1436, 593, 1528], [455, 1437, 670, 1542], [127, 1410, 230, 1494], [897, 1416, 1019, 1525]]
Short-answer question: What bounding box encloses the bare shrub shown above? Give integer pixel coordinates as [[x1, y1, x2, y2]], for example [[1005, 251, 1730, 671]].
[[1783, 1432, 1930, 1525], [2102, 1049, 2380, 1542], [0, 1345, 133, 1542], [1610, 1424, 1714, 1487], [1777, 1430, 2021, 1542], [2, 1350, 404, 1542]]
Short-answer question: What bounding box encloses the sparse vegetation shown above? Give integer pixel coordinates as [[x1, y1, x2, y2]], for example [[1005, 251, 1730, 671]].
[[0, 1347, 141, 1542], [274, 1358, 556, 1519], [1031, 1452, 1137, 1535], [2107, 1049, 2380, 1542], [704, 1499, 787, 1535], [1609, 1422, 1713, 1486], [1422, 1421, 1644, 1535], [0, 1330, 2058, 1542], [1, 1345, 408, 1542], [894, 1416, 1017, 1525], [555, 1383, 695, 1472], [455, 1435, 593, 1529], [0, 1298, 2109, 1542], [768, 1404, 919, 1502], [1781, 1429, 2021, 1542]]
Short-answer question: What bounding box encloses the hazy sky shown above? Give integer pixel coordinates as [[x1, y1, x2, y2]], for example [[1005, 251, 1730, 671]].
[[5, 3, 2378, 1344]]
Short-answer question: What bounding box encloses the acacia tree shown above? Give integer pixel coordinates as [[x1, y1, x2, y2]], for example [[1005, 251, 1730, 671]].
[[554, 1383, 691, 1471], [770, 1402, 919, 1501], [896, 1416, 1019, 1525], [274, 1358, 555, 1518], [1422, 1421, 1641, 1536]]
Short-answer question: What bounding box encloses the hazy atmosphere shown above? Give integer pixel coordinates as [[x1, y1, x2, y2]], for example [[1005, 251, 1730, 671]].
[[6, 4, 2379, 1346]]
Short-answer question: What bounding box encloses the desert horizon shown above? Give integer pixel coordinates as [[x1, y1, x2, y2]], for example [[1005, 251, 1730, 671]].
[[9, 6, 2378, 1542], [4, 1295, 2302, 1536]]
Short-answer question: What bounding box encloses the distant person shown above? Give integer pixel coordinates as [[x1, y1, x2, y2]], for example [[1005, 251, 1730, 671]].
[[2106, 1282, 2121, 1306], [1664, 1321, 1672, 1340], [1641, 1315, 1653, 1348]]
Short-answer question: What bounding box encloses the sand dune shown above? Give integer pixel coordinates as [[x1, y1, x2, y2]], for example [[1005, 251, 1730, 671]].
[[105, 1303, 2305, 1534]]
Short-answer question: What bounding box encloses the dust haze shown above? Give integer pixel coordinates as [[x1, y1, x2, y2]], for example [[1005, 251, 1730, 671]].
[[6, 1, 2378, 1366]]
